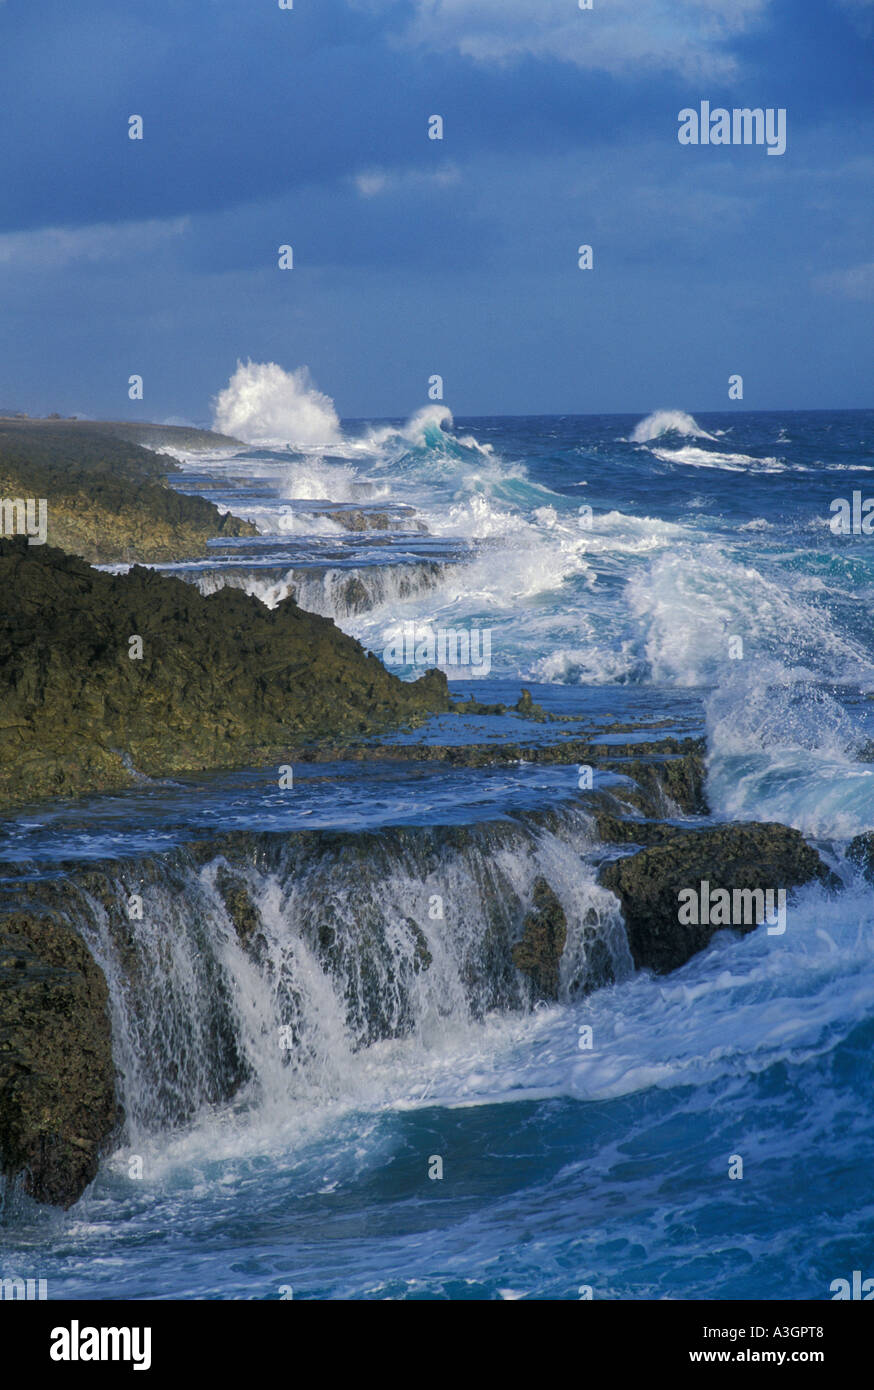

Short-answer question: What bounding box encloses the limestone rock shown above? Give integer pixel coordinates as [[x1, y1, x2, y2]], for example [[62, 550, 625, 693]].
[[512, 876, 568, 1000], [599, 822, 834, 974], [0, 909, 118, 1207]]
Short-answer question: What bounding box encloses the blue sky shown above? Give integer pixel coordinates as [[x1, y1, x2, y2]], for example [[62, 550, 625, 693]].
[[1, 0, 872, 422]]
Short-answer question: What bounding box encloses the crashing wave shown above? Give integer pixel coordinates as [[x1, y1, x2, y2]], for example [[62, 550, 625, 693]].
[[630, 409, 718, 443], [213, 360, 341, 448]]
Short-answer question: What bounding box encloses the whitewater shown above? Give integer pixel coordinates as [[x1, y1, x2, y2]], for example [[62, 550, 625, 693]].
[[2, 363, 873, 1300]]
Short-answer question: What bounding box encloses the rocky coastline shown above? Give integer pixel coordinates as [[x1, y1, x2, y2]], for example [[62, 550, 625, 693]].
[[0, 420, 866, 1211]]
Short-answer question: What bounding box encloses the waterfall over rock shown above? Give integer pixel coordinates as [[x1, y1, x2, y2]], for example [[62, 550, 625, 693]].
[[30, 815, 630, 1150]]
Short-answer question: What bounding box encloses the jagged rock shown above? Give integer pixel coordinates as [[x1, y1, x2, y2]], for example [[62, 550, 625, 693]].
[[848, 832, 874, 882], [513, 688, 548, 721], [323, 507, 427, 534], [0, 540, 450, 809], [214, 867, 260, 944], [599, 822, 835, 974], [337, 576, 371, 613], [325, 508, 391, 532], [0, 419, 256, 564], [450, 687, 549, 721], [589, 808, 683, 847], [450, 695, 508, 715], [512, 876, 568, 1000], [0, 909, 119, 1207], [608, 755, 708, 814], [564, 907, 617, 998]]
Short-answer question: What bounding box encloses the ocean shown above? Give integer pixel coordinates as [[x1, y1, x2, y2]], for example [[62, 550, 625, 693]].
[[1, 403, 873, 1300]]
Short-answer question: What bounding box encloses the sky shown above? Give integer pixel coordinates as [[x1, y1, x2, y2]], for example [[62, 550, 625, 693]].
[[0, 0, 872, 423]]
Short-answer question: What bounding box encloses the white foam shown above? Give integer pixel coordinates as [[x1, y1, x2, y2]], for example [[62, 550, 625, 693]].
[[212, 360, 341, 448], [193, 563, 444, 617], [625, 544, 868, 687], [630, 409, 718, 444], [705, 658, 874, 837], [651, 445, 784, 472], [709, 748, 874, 839], [89, 865, 874, 1176]]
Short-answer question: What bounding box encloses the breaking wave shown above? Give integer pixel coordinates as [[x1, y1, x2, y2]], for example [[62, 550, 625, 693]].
[[630, 409, 718, 443], [213, 360, 341, 448]]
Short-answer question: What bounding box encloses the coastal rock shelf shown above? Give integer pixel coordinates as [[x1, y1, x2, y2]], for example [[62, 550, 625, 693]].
[[0, 539, 450, 809], [0, 419, 256, 564], [0, 800, 838, 1208], [179, 559, 449, 618]]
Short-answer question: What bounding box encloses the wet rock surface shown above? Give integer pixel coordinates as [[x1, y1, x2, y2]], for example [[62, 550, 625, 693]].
[[0, 907, 119, 1207], [512, 876, 568, 1000], [0, 807, 847, 1208], [848, 832, 874, 882], [598, 822, 835, 974]]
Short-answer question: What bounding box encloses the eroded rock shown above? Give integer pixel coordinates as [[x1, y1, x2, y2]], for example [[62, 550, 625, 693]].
[[599, 822, 834, 974], [0, 540, 450, 809], [848, 832, 874, 882], [512, 876, 568, 1000], [0, 909, 118, 1207]]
